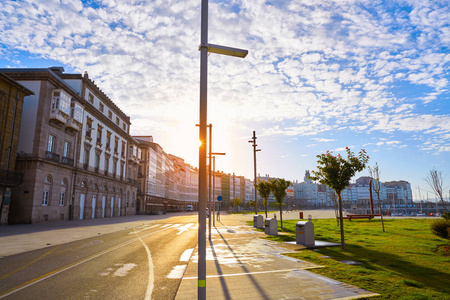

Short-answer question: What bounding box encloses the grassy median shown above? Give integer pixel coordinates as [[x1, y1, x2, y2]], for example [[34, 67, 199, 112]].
[[261, 218, 450, 299]]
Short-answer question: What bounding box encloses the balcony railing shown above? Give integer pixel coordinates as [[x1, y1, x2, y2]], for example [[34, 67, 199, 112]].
[[50, 108, 69, 124], [65, 117, 82, 132], [62, 156, 74, 166], [0, 169, 24, 186], [45, 151, 60, 163]]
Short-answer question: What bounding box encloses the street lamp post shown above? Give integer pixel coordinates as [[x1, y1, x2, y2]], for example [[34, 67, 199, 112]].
[[249, 131, 261, 215], [198, 0, 248, 298]]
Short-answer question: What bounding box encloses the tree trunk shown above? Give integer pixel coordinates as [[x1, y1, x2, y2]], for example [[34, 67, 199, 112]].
[[279, 203, 283, 230], [337, 193, 345, 250], [265, 199, 268, 218]]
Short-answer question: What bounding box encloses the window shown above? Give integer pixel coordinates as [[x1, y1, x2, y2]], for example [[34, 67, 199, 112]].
[[42, 191, 49, 205], [63, 142, 70, 157], [81, 180, 87, 188], [114, 137, 119, 154], [86, 118, 93, 139], [48, 135, 55, 152], [51, 91, 60, 109], [97, 124, 103, 144], [83, 149, 89, 169], [59, 192, 65, 206], [122, 123, 126, 131], [121, 141, 126, 157], [113, 161, 117, 176], [99, 102, 104, 112], [106, 131, 111, 149], [95, 153, 100, 171], [88, 93, 94, 104], [116, 117, 120, 125], [44, 176, 52, 184], [104, 157, 109, 175], [108, 110, 112, 119], [61, 178, 67, 185]]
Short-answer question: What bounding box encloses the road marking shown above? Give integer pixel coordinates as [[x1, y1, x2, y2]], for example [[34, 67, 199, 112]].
[[129, 224, 161, 234], [170, 224, 182, 228], [133, 229, 154, 300], [180, 248, 194, 262], [183, 269, 301, 280], [166, 265, 187, 279], [176, 223, 195, 235], [160, 224, 172, 228], [0, 226, 172, 299], [0, 245, 61, 280]]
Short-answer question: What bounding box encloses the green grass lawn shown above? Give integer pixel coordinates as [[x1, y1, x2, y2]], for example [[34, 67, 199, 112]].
[[257, 218, 450, 299]]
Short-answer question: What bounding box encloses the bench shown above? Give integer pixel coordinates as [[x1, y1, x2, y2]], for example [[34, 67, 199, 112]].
[[343, 214, 381, 221]]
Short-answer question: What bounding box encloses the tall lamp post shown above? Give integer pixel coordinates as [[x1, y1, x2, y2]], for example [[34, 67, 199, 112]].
[[249, 131, 261, 214], [198, 0, 248, 298]]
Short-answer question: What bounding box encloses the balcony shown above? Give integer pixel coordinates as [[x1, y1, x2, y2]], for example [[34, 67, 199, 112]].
[[50, 108, 69, 125], [62, 156, 74, 166], [65, 117, 82, 132], [128, 178, 138, 185], [45, 151, 60, 163], [0, 169, 24, 186]]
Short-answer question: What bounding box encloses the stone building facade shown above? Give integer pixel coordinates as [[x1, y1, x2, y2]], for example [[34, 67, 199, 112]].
[[0, 73, 33, 224], [0, 67, 138, 223]]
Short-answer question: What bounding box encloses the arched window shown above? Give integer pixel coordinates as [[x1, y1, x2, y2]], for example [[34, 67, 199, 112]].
[[119, 188, 123, 195], [112, 186, 116, 193], [104, 185, 108, 191], [93, 183, 98, 190], [61, 178, 67, 185], [81, 180, 87, 188], [44, 175, 52, 184]]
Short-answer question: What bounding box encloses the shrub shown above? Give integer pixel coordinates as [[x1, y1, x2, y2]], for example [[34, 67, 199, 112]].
[[430, 219, 450, 239]]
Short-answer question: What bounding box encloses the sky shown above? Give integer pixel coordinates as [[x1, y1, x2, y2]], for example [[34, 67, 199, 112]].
[[1, 0, 449, 201]]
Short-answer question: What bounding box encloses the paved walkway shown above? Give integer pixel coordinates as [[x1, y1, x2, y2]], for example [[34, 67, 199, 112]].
[[175, 212, 378, 300]]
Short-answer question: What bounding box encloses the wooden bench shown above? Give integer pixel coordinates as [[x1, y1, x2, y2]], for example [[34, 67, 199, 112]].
[[343, 214, 381, 221]]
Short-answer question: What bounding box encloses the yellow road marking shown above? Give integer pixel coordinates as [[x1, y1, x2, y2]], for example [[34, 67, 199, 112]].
[[0, 245, 61, 280]]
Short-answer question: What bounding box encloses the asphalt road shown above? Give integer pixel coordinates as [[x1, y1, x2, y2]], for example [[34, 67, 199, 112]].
[[0, 214, 198, 300]]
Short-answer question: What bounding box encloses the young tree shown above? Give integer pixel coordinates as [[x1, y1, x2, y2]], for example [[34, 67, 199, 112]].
[[256, 180, 272, 218], [425, 169, 448, 216], [268, 178, 292, 230], [310, 148, 369, 249], [368, 163, 385, 232]]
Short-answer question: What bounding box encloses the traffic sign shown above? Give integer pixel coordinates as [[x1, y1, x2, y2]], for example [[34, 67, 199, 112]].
[[217, 196, 222, 202]]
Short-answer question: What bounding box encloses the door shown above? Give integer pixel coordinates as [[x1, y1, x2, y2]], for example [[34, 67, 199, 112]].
[[102, 196, 106, 218], [118, 197, 121, 217], [80, 194, 85, 220], [111, 197, 114, 217], [92, 195, 96, 219]]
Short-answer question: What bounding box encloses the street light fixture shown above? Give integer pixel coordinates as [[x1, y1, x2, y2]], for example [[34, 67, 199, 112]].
[[198, 0, 248, 298], [249, 131, 261, 215]]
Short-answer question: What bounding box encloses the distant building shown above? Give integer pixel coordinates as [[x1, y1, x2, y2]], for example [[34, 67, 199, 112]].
[[0, 73, 33, 224]]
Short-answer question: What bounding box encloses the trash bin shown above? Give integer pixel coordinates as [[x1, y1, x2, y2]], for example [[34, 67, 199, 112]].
[[265, 218, 278, 235], [253, 215, 264, 229], [296, 219, 314, 246]]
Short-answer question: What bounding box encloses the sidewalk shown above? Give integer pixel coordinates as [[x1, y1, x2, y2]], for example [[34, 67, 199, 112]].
[[176, 213, 378, 300]]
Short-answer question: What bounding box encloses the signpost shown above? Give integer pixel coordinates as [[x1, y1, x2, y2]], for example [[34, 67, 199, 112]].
[[217, 196, 222, 221]]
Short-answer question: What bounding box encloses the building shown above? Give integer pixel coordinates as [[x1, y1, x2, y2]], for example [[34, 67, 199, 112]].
[[134, 136, 197, 214], [0, 73, 33, 224], [1, 67, 138, 223]]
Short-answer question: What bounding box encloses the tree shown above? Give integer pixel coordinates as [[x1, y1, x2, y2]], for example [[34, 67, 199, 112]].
[[231, 197, 241, 212], [255, 180, 272, 218], [425, 169, 448, 217], [268, 178, 292, 230], [368, 163, 385, 232], [310, 148, 369, 249]]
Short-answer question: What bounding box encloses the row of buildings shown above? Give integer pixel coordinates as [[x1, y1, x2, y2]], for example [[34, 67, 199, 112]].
[[0, 66, 417, 224], [0, 67, 256, 224]]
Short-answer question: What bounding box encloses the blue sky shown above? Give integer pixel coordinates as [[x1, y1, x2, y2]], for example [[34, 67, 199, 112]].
[[1, 0, 449, 200]]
